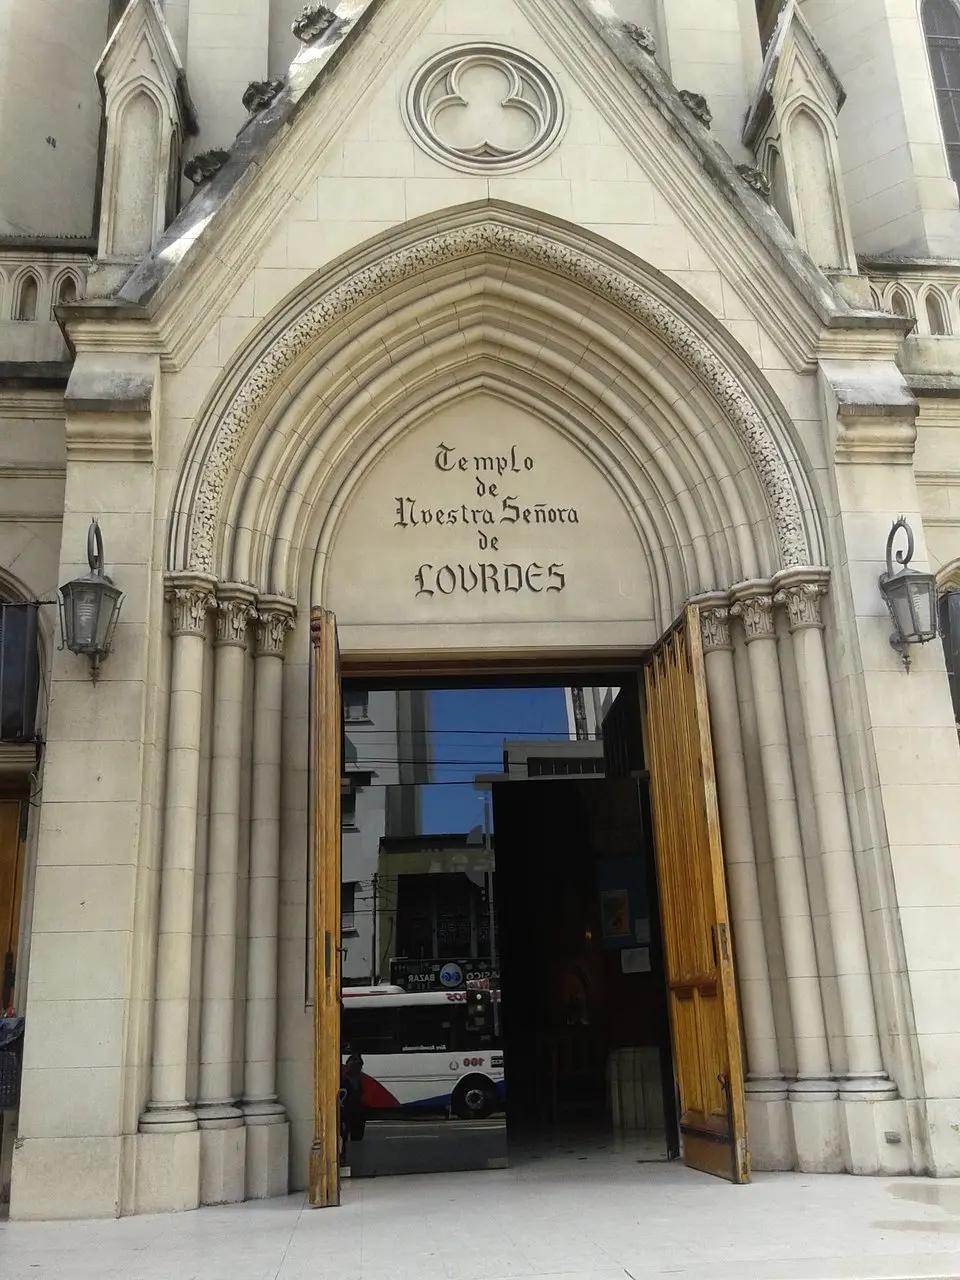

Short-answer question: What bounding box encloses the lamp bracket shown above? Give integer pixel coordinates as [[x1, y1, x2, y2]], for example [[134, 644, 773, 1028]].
[[885, 515, 914, 576], [88, 518, 105, 576]]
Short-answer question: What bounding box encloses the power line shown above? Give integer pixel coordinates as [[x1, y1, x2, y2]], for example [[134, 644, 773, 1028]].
[[347, 727, 601, 737]]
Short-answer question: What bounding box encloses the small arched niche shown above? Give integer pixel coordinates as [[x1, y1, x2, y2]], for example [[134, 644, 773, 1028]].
[[787, 107, 848, 270], [13, 273, 39, 322], [108, 89, 162, 257], [767, 145, 794, 232], [925, 288, 951, 335], [52, 273, 79, 313], [889, 286, 914, 319]]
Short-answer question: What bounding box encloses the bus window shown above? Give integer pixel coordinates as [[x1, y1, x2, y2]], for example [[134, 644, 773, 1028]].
[[397, 1004, 454, 1053], [343, 1007, 398, 1055]]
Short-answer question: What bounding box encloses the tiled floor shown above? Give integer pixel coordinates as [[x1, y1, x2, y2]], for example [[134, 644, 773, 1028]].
[[3, 1146, 960, 1280]]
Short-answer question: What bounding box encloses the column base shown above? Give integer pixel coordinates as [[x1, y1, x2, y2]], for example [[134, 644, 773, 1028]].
[[245, 1112, 290, 1200], [11, 1135, 124, 1220], [788, 1088, 843, 1172], [199, 1107, 247, 1205], [745, 1080, 794, 1171], [841, 1096, 912, 1175], [139, 1104, 199, 1134], [920, 1098, 960, 1175], [134, 1128, 201, 1214]]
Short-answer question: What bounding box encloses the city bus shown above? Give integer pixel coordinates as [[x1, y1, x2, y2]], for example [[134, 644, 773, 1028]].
[[341, 985, 504, 1135]]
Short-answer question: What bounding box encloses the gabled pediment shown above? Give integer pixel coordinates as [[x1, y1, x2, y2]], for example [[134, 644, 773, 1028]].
[[67, 0, 882, 376], [96, 0, 196, 131], [742, 0, 856, 274]]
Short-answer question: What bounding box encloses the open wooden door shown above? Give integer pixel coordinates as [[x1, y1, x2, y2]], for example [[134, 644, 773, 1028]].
[[0, 798, 25, 1009], [643, 606, 749, 1183], [309, 608, 342, 1207]]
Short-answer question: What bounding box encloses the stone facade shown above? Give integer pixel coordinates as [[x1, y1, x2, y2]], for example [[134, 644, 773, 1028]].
[[1, 0, 960, 1219]]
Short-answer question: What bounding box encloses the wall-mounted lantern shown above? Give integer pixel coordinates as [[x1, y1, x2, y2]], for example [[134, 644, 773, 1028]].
[[878, 517, 938, 670], [58, 519, 124, 676]]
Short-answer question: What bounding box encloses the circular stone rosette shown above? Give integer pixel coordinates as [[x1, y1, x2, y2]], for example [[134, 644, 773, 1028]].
[[402, 42, 567, 175]]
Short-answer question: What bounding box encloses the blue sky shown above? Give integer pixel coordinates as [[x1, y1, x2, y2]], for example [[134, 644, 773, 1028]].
[[419, 686, 568, 833]]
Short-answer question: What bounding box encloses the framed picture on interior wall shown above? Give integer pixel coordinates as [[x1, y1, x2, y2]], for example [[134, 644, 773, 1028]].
[[600, 888, 630, 943]]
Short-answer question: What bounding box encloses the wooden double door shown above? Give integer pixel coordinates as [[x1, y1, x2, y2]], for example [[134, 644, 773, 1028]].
[[307, 605, 748, 1206]]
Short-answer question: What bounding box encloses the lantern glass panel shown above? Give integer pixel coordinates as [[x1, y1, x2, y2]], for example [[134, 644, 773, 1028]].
[[908, 576, 937, 639], [73, 583, 102, 652], [886, 577, 915, 642]]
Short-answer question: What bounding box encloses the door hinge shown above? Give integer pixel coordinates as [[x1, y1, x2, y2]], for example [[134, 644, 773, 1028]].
[[717, 922, 729, 962]]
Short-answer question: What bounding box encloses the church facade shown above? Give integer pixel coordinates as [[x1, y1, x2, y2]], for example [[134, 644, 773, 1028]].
[[2, 0, 960, 1219]]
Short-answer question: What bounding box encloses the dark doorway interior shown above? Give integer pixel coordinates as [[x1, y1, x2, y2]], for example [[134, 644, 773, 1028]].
[[338, 676, 678, 1179], [494, 777, 677, 1163]]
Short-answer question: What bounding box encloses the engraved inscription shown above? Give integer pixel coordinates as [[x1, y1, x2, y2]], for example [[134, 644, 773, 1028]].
[[394, 441, 579, 599]]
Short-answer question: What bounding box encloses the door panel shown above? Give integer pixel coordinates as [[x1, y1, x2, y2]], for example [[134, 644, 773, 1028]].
[[643, 606, 749, 1183], [310, 608, 342, 1208]]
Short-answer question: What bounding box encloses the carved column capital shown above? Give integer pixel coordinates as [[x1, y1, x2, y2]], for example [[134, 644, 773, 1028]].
[[772, 567, 831, 634], [256, 596, 297, 658], [774, 582, 826, 632], [215, 584, 259, 648], [730, 584, 777, 643], [166, 573, 217, 638], [699, 605, 733, 653]]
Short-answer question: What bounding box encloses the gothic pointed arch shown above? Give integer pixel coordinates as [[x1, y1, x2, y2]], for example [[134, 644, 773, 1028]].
[[168, 206, 824, 627], [13, 270, 40, 322]]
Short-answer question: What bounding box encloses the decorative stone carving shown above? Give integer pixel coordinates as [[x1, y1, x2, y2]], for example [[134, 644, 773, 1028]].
[[256, 598, 297, 657], [243, 79, 284, 114], [184, 149, 229, 186], [736, 164, 771, 200], [167, 575, 216, 637], [774, 581, 825, 632], [679, 90, 712, 128], [291, 4, 336, 43], [402, 44, 566, 175], [730, 593, 776, 642], [184, 221, 810, 576], [699, 606, 732, 653], [215, 587, 258, 647], [623, 23, 656, 55], [95, 0, 196, 263]]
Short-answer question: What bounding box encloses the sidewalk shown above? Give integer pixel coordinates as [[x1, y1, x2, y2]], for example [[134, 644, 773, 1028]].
[[3, 1152, 960, 1280]]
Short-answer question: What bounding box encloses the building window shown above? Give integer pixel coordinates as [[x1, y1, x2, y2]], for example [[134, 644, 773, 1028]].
[[526, 755, 605, 777], [924, 0, 960, 185], [342, 881, 358, 934], [343, 689, 369, 722], [341, 789, 358, 830]]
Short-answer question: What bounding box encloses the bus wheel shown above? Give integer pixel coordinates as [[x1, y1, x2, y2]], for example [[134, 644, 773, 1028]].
[[452, 1077, 496, 1120]]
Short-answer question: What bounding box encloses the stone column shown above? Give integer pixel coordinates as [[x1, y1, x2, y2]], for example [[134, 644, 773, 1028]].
[[730, 582, 840, 1171], [243, 596, 295, 1200], [138, 572, 216, 1210], [774, 572, 892, 1089], [774, 570, 908, 1169], [697, 599, 792, 1169], [197, 584, 257, 1205]]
